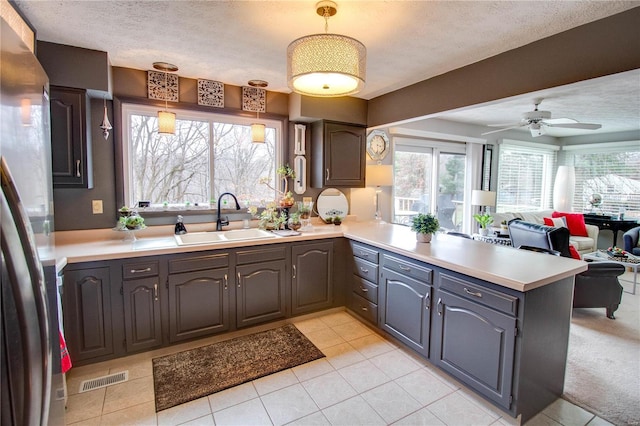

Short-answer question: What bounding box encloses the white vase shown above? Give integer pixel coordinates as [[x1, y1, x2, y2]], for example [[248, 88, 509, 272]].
[[416, 232, 432, 243], [479, 228, 489, 236]]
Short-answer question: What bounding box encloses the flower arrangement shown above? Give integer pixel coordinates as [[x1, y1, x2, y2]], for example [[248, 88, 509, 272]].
[[607, 246, 627, 258], [260, 164, 296, 207]]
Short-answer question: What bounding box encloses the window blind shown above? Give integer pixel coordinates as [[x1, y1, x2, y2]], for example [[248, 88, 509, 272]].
[[567, 147, 640, 217], [496, 143, 556, 212]]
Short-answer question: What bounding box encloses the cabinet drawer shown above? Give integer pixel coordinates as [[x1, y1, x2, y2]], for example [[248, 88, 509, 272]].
[[350, 293, 378, 324], [169, 253, 229, 274], [439, 273, 518, 316], [354, 257, 378, 283], [123, 260, 159, 279], [236, 246, 286, 265], [351, 242, 379, 263], [352, 275, 378, 304], [382, 254, 432, 284]]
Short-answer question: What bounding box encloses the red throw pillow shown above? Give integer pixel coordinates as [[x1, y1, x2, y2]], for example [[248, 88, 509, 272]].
[[568, 244, 581, 260], [552, 212, 588, 237], [543, 217, 567, 228]]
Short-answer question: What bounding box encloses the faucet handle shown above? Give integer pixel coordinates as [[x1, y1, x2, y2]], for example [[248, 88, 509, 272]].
[[220, 216, 229, 226]]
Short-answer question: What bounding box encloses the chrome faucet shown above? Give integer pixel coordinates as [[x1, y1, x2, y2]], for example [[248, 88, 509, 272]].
[[216, 192, 241, 231]]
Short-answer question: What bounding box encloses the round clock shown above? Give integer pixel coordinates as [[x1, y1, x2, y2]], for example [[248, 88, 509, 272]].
[[366, 130, 390, 161]]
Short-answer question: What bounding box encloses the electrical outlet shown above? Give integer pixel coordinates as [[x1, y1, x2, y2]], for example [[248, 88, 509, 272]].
[[92, 200, 103, 214]]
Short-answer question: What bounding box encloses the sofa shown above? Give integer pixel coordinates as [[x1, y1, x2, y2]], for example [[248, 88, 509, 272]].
[[622, 226, 640, 256], [492, 209, 598, 256]]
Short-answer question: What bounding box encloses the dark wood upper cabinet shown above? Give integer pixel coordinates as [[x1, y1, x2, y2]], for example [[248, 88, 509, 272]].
[[50, 86, 93, 188], [311, 121, 366, 188]]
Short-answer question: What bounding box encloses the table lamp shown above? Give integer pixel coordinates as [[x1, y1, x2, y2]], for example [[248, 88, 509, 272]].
[[366, 165, 393, 222], [471, 190, 497, 213]]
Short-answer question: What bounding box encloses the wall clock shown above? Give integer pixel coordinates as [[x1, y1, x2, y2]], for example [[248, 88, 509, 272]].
[[366, 130, 390, 161]]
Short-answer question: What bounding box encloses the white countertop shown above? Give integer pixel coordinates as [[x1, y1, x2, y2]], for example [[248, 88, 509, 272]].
[[49, 220, 587, 293]]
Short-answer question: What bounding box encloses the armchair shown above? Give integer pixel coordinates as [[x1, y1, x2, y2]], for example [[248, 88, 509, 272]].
[[622, 226, 640, 256], [508, 219, 625, 319]]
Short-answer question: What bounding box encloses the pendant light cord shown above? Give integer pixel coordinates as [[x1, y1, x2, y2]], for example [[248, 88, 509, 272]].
[[323, 6, 330, 33]]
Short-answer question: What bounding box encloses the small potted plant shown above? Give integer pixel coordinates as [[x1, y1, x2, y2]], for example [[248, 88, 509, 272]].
[[288, 212, 301, 231], [118, 206, 132, 218], [500, 220, 509, 233], [119, 215, 145, 230], [332, 216, 343, 226], [473, 213, 493, 236], [410, 213, 440, 243]]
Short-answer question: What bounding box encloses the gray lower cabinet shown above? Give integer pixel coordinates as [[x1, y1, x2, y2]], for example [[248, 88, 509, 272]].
[[168, 253, 230, 343], [291, 241, 334, 315], [63, 266, 114, 362], [122, 277, 162, 352], [379, 254, 432, 357], [431, 273, 517, 410], [236, 246, 287, 328], [349, 242, 379, 324]]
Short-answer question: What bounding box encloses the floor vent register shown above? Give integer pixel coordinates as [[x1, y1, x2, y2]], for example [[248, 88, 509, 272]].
[[79, 371, 129, 393]]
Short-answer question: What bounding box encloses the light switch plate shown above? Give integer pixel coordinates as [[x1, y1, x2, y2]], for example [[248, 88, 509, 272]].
[[92, 200, 103, 214]]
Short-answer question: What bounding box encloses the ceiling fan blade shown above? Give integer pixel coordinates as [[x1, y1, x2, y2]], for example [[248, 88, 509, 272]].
[[544, 118, 578, 125], [486, 122, 521, 128], [544, 122, 602, 130], [481, 125, 524, 136]]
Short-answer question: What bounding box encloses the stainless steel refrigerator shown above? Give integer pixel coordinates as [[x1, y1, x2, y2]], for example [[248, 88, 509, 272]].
[[1, 8, 64, 426]]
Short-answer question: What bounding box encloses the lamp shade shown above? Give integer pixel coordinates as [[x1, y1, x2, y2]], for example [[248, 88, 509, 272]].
[[251, 123, 265, 143], [553, 165, 575, 211], [287, 33, 366, 97], [158, 110, 176, 135], [471, 190, 496, 207], [366, 165, 393, 187]]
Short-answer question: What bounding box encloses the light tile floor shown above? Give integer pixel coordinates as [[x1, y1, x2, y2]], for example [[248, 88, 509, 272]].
[[64, 309, 611, 426]]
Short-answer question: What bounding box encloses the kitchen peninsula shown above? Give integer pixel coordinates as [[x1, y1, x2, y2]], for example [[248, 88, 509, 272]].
[[53, 221, 587, 423]]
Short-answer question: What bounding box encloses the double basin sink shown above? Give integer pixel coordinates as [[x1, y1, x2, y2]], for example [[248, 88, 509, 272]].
[[174, 228, 277, 246]]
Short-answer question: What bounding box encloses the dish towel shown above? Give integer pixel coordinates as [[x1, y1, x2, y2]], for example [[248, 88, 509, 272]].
[[59, 331, 72, 373]]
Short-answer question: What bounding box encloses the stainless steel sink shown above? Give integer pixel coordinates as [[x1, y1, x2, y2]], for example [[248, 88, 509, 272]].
[[174, 229, 276, 246]]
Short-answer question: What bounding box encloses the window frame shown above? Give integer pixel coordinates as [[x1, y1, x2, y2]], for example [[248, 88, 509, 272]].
[[114, 97, 287, 218]]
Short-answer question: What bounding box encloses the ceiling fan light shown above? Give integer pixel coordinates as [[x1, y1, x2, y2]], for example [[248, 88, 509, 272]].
[[287, 33, 366, 97], [158, 110, 176, 135], [529, 122, 545, 137]]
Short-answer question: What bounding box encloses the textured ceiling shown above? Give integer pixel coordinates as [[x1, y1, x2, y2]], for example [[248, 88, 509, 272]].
[[13, 1, 640, 137]]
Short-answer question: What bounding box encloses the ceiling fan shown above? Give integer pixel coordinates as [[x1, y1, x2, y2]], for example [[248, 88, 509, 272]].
[[482, 98, 602, 137]]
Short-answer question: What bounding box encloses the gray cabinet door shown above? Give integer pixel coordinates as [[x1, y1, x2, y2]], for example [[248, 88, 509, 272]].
[[311, 121, 366, 188], [122, 277, 162, 352], [63, 267, 113, 361], [380, 268, 431, 356], [168, 268, 230, 343], [50, 86, 92, 188], [432, 290, 516, 410], [291, 241, 334, 315], [236, 260, 287, 328]]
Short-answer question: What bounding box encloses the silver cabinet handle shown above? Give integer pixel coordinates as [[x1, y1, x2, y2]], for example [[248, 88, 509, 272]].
[[437, 298, 443, 316], [224, 274, 228, 290], [130, 267, 151, 274], [359, 287, 369, 293], [237, 272, 241, 288], [464, 288, 483, 298], [360, 267, 369, 274], [425, 292, 430, 310], [153, 283, 158, 301], [76, 159, 81, 177], [361, 306, 368, 312], [292, 265, 296, 279], [360, 251, 369, 258], [399, 265, 411, 272], [326, 168, 330, 181]]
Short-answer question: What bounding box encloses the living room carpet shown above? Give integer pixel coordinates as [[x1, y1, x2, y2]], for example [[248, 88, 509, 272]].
[[564, 277, 640, 425], [152, 324, 324, 412]]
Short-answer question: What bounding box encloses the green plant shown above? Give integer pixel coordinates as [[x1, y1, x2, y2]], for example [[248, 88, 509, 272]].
[[410, 213, 440, 234], [119, 215, 145, 229], [473, 213, 494, 229]]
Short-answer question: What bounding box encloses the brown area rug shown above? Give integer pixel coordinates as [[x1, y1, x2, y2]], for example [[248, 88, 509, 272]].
[[152, 324, 324, 412]]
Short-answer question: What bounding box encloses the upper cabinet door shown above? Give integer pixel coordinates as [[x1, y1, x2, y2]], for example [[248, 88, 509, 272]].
[[311, 121, 366, 188], [50, 86, 93, 188]]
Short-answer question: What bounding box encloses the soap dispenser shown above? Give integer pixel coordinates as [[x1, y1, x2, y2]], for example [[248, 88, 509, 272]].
[[175, 215, 187, 235]]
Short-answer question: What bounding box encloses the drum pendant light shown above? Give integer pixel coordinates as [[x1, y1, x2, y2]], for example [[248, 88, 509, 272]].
[[153, 62, 178, 135], [287, 1, 366, 97]]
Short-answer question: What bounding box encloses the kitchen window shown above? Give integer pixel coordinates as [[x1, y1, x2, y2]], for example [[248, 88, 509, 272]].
[[121, 103, 283, 210], [496, 141, 557, 212]]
